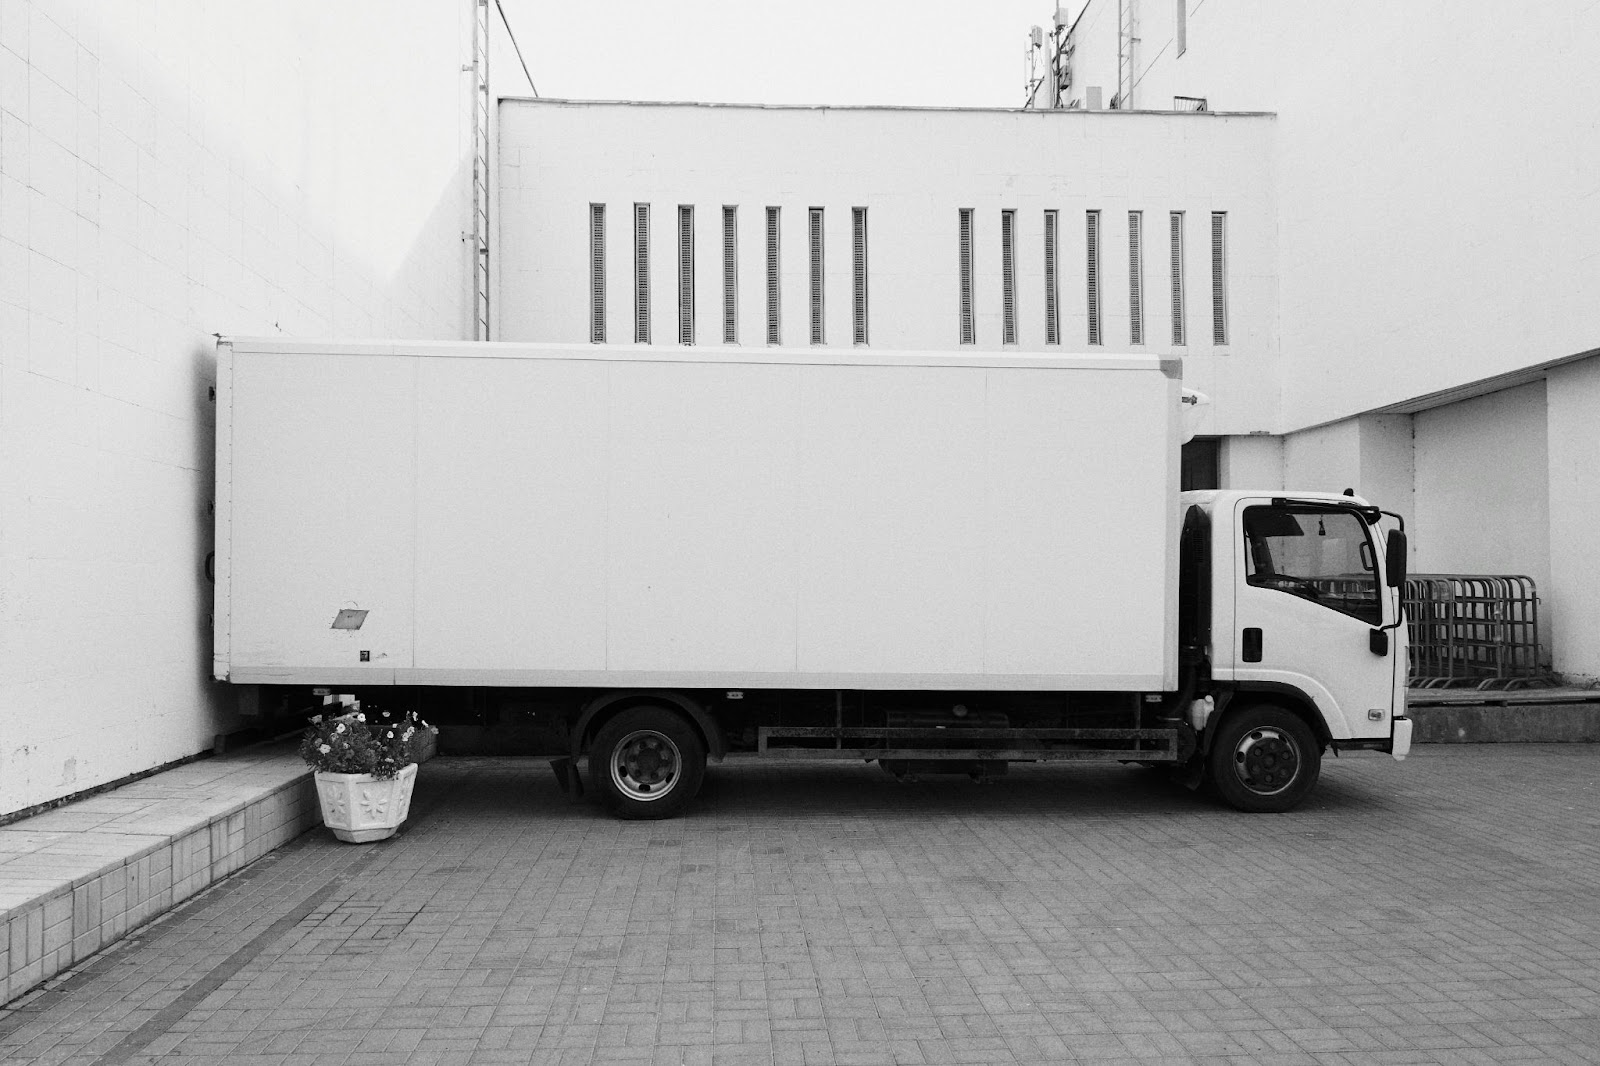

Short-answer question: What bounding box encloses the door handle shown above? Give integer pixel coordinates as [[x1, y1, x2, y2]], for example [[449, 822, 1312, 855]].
[[1242, 627, 1263, 662]]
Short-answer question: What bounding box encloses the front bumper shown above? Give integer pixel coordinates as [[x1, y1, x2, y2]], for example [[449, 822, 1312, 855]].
[[1388, 716, 1413, 760]]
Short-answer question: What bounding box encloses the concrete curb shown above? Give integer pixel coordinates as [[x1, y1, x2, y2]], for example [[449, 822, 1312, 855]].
[[1411, 702, 1600, 743]]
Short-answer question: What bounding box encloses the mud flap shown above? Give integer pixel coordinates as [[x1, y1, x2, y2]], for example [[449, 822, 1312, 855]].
[[549, 757, 585, 798], [1388, 717, 1413, 761]]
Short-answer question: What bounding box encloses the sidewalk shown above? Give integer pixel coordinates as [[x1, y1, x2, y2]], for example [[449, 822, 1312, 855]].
[[0, 745, 316, 1005]]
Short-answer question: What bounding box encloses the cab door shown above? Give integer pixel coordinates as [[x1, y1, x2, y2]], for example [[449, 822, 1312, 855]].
[[1229, 499, 1397, 740]]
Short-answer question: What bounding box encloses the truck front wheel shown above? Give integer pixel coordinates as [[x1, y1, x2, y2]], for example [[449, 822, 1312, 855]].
[[589, 707, 706, 819], [1207, 706, 1320, 813]]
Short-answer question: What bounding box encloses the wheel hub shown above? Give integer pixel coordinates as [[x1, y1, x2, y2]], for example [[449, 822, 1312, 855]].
[[1233, 727, 1300, 796], [611, 730, 681, 801]]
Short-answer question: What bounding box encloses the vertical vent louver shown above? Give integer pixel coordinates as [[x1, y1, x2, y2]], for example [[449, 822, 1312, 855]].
[[1170, 211, 1186, 346], [1086, 210, 1102, 346], [808, 207, 824, 345], [1128, 210, 1144, 345], [678, 206, 695, 345], [633, 203, 650, 344], [1044, 210, 1059, 345], [1001, 210, 1017, 345], [958, 208, 975, 344], [1211, 211, 1228, 345], [589, 203, 605, 343], [852, 207, 868, 345], [765, 207, 781, 345], [722, 207, 737, 343]]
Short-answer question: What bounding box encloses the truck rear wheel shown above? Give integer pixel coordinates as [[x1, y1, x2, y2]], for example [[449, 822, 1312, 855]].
[[1207, 705, 1320, 813], [589, 706, 705, 819]]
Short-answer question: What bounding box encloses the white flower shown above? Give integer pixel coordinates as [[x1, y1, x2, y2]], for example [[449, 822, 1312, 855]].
[[319, 744, 331, 754], [335, 723, 346, 734], [355, 713, 366, 722], [403, 727, 415, 740]]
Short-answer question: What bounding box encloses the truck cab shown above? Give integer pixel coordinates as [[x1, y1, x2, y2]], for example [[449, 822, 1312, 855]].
[[1180, 489, 1413, 810]]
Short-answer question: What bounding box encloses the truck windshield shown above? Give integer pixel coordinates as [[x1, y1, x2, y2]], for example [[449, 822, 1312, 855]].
[[1243, 506, 1380, 625]]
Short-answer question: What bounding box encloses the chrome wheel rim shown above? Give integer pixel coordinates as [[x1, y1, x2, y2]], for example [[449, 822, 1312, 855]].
[[1231, 726, 1301, 796], [609, 729, 681, 802]]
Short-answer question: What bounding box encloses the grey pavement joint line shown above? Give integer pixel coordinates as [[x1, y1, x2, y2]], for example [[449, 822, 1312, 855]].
[[89, 848, 382, 1066]]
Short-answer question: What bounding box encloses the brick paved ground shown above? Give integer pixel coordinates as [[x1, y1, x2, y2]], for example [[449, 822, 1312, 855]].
[[1, 746, 1597, 1065]]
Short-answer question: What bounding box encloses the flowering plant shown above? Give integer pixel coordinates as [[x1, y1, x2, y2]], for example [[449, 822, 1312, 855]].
[[298, 705, 437, 779]]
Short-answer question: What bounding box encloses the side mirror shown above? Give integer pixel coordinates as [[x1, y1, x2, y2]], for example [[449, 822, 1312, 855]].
[[1385, 529, 1408, 588]]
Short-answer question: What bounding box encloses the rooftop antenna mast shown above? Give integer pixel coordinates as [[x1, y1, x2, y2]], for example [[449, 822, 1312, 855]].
[[1116, 0, 1138, 109], [1023, 7, 1075, 109], [1025, 24, 1047, 106], [469, 0, 491, 339]]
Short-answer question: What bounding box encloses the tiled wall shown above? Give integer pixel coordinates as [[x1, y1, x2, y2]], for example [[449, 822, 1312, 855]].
[[0, 1, 476, 815]]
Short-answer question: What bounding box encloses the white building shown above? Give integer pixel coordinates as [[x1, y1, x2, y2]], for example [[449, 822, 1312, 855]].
[[495, 1, 1600, 684], [496, 100, 1279, 441], [1050, 0, 1600, 683], [4, 1, 1594, 818], [0, 1, 483, 816]]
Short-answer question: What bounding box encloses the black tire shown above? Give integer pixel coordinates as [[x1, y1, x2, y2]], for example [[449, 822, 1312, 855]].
[[1206, 705, 1320, 813], [588, 706, 706, 819]]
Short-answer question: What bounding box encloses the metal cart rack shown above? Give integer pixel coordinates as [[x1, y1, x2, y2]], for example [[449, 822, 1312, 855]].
[[1403, 574, 1548, 688]]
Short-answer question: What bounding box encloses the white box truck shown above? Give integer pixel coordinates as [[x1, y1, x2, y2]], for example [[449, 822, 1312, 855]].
[[213, 339, 1413, 817]]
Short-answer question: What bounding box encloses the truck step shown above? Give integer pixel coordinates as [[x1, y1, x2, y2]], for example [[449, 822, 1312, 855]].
[[757, 726, 1183, 762]]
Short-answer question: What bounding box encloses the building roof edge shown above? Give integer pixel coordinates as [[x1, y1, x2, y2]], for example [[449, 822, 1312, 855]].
[[495, 95, 1277, 118]]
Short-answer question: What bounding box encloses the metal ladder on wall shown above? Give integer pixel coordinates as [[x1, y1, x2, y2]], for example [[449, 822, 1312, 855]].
[[1116, 0, 1138, 109], [470, 0, 491, 340]]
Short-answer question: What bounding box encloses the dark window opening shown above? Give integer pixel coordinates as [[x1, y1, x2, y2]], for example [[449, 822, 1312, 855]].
[[1180, 437, 1219, 491]]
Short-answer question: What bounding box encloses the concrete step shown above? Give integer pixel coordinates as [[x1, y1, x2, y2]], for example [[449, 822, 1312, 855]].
[[1408, 687, 1600, 743], [0, 744, 315, 1005]]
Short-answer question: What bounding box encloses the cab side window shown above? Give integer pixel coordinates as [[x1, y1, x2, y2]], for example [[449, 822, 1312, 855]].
[[1242, 506, 1380, 625]]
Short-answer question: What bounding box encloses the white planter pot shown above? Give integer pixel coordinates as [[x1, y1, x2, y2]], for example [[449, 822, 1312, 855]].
[[313, 763, 418, 843]]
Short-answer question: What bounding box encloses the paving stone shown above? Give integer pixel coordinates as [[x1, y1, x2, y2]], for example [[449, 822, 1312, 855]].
[[0, 748, 1599, 1064]]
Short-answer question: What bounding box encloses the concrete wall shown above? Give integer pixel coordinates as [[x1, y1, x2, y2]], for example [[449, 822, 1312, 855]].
[[1356, 416, 1415, 532], [1274, 414, 1412, 519], [495, 100, 1280, 437], [1061, 0, 1122, 110], [1276, 384, 1559, 667], [0, 1, 477, 816], [1065, 0, 1600, 430], [1546, 356, 1600, 682], [1069, 0, 1286, 116], [1411, 383, 1550, 603], [1065, 1, 1598, 679], [1282, 419, 1362, 496], [1218, 434, 1282, 491]]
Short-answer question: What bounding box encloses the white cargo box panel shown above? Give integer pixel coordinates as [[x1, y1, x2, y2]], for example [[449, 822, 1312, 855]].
[[215, 341, 1181, 691]]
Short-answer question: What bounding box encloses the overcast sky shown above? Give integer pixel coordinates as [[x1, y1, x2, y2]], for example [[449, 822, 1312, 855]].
[[496, 0, 1070, 108]]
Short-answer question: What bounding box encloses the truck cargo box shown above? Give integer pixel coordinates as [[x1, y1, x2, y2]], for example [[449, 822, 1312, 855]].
[[214, 340, 1182, 691]]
